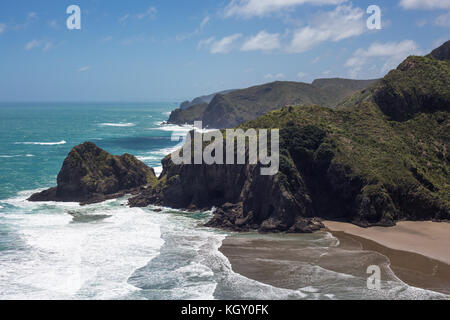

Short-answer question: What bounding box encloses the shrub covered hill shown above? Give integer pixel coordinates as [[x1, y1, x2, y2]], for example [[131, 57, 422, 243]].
[[168, 78, 377, 128], [129, 41, 450, 233]]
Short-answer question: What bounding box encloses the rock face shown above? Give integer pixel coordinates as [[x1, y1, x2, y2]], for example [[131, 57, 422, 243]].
[[168, 103, 208, 125], [28, 142, 157, 204], [179, 89, 235, 110], [130, 43, 449, 232], [128, 144, 325, 233], [429, 40, 450, 61], [167, 78, 378, 128]]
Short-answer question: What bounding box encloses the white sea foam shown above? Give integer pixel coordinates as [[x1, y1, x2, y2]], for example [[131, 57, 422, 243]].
[[99, 123, 136, 127], [15, 140, 66, 146], [0, 195, 165, 300], [0, 189, 446, 300], [0, 154, 35, 158], [149, 123, 217, 134], [137, 155, 160, 162], [153, 166, 163, 176]]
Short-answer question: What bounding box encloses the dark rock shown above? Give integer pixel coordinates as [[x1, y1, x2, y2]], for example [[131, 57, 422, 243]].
[[28, 142, 157, 204], [128, 44, 450, 232]]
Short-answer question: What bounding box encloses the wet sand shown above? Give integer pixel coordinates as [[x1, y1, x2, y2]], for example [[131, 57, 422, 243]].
[[323, 221, 450, 265], [220, 222, 450, 296]]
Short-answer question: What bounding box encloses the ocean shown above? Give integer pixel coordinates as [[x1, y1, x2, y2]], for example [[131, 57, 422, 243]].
[[0, 103, 446, 300]]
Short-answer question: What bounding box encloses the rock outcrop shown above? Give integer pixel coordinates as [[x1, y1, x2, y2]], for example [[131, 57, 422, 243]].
[[28, 41, 450, 234], [129, 42, 449, 232], [128, 142, 325, 233], [28, 142, 157, 204], [179, 89, 235, 110]]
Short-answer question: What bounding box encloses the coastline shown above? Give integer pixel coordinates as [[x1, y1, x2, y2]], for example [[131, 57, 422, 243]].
[[323, 221, 450, 265], [220, 221, 450, 297]]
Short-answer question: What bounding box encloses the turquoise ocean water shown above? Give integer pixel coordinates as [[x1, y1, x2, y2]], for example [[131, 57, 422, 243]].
[[0, 103, 445, 300]]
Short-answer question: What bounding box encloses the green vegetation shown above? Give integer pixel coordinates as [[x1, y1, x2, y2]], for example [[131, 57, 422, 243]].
[[131, 41, 449, 228], [168, 79, 378, 128], [238, 53, 449, 224]]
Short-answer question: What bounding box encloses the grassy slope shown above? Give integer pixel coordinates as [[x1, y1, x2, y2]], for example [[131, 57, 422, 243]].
[[168, 79, 377, 128], [239, 55, 449, 223]]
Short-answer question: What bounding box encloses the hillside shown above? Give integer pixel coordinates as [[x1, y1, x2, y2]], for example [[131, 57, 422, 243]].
[[168, 78, 378, 128], [168, 102, 208, 124], [179, 89, 235, 110], [129, 41, 450, 232]]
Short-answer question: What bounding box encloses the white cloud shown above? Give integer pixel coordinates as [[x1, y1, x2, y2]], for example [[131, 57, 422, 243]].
[[176, 16, 210, 41], [211, 34, 242, 53], [198, 37, 216, 50], [119, 7, 157, 24], [101, 35, 113, 43], [436, 11, 450, 26], [224, 0, 346, 18], [28, 12, 38, 20], [399, 0, 450, 10], [25, 40, 41, 50], [49, 20, 58, 28], [287, 4, 365, 53], [25, 39, 57, 52], [42, 42, 53, 52], [345, 40, 421, 78], [264, 73, 285, 80], [136, 7, 157, 20], [200, 16, 210, 29], [297, 72, 307, 79], [0, 23, 5, 34], [119, 14, 130, 24], [241, 31, 281, 52], [199, 34, 243, 54], [78, 66, 92, 73]]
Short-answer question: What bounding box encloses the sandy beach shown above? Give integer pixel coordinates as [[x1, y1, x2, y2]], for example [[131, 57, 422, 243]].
[[323, 221, 450, 265], [220, 221, 450, 297]]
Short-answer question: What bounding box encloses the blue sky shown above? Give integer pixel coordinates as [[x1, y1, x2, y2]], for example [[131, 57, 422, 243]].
[[0, 0, 449, 102]]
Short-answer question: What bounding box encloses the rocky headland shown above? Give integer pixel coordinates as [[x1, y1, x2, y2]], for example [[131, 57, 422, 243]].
[[168, 78, 378, 128], [130, 41, 450, 232], [28, 142, 157, 205], [29, 41, 450, 234]]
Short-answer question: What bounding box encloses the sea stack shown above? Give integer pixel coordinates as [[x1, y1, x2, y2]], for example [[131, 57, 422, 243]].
[[28, 142, 157, 205]]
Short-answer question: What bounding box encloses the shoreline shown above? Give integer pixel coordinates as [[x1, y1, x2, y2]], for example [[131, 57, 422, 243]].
[[220, 221, 450, 297], [328, 230, 450, 295], [323, 221, 450, 265]]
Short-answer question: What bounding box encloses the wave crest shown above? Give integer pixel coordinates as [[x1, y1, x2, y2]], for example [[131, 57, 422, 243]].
[[99, 123, 135, 127], [15, 140, 66, 146]]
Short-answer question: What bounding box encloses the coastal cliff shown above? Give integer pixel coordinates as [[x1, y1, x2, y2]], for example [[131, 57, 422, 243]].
[[29, 41, 450, 234], [28, 142, 157, 204], [168, 78, 378, 128], [129, 41, 450, 232]]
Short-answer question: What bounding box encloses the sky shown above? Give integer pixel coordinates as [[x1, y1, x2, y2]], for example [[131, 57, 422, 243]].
[[0, 0, 449, 102]]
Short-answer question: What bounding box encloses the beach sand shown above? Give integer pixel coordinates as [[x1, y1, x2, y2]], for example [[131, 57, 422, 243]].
[[323, 221, 450, 265], [220, 221, 450, 296]]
